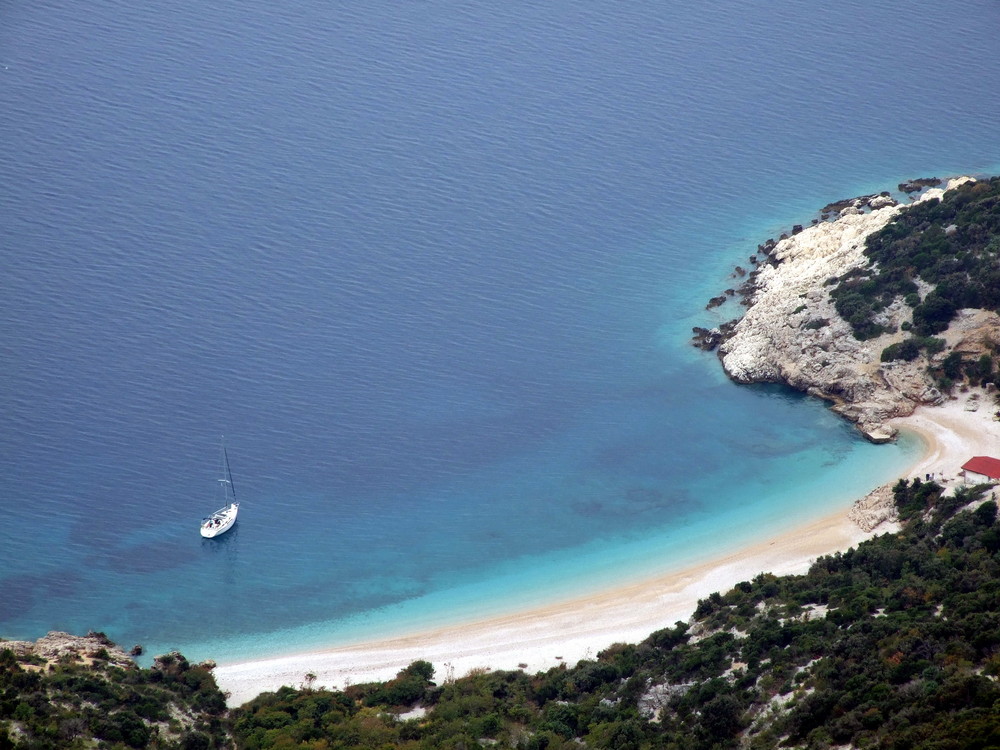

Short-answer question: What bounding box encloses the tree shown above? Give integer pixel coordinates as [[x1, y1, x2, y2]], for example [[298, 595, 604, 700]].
[[975, 500, 998, 527], [699, 693, 745, 744]]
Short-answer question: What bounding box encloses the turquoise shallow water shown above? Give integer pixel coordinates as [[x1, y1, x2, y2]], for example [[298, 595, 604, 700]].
[[1, 0, 998, 662], [191, 429, 926, 664]]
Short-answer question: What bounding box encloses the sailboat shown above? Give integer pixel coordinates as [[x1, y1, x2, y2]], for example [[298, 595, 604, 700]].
[[200, 438, 240, 538]]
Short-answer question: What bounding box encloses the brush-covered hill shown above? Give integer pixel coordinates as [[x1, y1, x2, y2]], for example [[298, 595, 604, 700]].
[[0, 635, 231, 749]]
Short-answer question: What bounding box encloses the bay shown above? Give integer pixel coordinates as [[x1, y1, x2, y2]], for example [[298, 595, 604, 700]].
[[1, 0, 998, 661]]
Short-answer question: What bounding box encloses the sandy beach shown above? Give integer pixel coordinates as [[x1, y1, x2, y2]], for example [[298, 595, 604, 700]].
[[214, 393, 1000, 706]]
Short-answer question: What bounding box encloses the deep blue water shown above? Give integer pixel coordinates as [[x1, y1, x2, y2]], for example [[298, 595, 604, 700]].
[[2, 0, 999, 661]]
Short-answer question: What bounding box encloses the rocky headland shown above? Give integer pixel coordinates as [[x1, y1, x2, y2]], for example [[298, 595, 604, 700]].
[[696, 176, 1000, 443], [2, 630, 136, 670]]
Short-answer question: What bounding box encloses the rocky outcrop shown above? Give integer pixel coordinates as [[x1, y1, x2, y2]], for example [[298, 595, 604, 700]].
[[848, 483, 899, 532], [639, 679, 695, 721], [691, 326, 724, 350], [2, 630, 135, 669], [714, 177, 978, 441], [899, 177, 942, 193], [819, 192, 898, 220]]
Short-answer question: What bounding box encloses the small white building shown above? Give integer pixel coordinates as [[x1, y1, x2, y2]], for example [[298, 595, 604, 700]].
[[960, 456, 1000, 484]]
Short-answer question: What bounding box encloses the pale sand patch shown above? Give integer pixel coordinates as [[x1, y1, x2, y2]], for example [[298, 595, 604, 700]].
[[887, 392, 1000, 487], [214, 393, 998, 707]]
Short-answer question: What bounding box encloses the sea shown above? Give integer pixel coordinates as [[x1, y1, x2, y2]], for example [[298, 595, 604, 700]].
[[2, 0, 999, 664]]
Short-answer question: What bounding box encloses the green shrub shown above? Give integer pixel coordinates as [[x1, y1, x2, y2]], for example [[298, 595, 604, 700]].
[[831, 177, 1000, 343], [881, 339, 922, 362], [922, 336, 946, 354]]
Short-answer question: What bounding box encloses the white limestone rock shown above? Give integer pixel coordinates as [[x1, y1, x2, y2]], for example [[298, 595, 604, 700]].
[[2, 631, 135, 669], [719, 177, 978, 440], [848, 483, 899, 531]]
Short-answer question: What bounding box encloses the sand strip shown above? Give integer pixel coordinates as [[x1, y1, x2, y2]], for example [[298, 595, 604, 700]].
[[214, 394, 998, 706]]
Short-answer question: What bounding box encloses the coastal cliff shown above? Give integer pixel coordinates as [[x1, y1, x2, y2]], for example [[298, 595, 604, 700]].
[[703, 176, 1000, 442]]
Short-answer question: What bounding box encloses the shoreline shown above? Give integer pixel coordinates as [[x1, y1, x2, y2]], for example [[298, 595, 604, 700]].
[[215, 509, 882, 705], [213, 395, 999, 706]]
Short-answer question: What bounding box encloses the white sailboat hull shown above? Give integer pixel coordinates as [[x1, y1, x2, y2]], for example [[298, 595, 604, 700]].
[[200, 502, 239, 538]]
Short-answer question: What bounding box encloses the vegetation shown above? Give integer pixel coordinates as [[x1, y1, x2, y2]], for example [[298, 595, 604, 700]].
[[0, 648, 230, 749], [879, 335, 946, 363], [830, 177, 1000, 348]]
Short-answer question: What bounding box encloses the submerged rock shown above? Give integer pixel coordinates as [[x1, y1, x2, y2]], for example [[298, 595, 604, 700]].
[[691, 326, 723, 351], [899, 177, 942, 193]]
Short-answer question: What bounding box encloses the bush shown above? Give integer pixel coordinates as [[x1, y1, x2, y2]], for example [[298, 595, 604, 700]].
[[941, 351, 964, 379], [912, 293, 957, 336], [922, 336, 947, 354], [967, 354, 994, 385], [881, 339, 922, 362], [975, 500, 998, 527], [363, 661, 435, 707]]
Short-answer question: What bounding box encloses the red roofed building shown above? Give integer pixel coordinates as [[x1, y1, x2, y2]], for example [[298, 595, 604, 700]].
[[961, 456, 1000, 483]]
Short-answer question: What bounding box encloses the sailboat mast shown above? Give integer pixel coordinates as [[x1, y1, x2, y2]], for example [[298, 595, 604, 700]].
[[217, 437, 231, 503], [224, 443, 237, 503]]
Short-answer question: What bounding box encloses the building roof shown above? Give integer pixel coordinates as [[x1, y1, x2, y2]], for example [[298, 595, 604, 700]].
[[961, 456, 1000, 479]]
